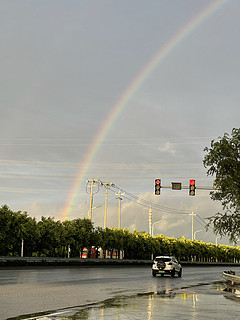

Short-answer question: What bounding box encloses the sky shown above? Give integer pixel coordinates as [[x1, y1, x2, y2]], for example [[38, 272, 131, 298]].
[[0, 0, 240, 245]]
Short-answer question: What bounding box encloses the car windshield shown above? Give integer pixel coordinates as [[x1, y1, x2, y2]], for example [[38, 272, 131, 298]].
[[155, 258, 171, 262]]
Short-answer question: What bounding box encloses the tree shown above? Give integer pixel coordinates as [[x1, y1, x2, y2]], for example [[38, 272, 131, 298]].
[[203, 128, 240, 242], [92, 226, 104, 258], [0, 205, 37, 256], [15, 211, 38, 256], [62, 220, 75, 257], [71, 218, 94, 257], [0, 205, 15, 255], [36, 217, 61, 257]]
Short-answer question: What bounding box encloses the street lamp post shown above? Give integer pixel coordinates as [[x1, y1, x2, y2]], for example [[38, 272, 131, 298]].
[[189, 211, 196, 241], [152, 220, 161, 237], [215, 236, 221, 245], [21, 239, 24, 257], [194, 230, 202, 240]]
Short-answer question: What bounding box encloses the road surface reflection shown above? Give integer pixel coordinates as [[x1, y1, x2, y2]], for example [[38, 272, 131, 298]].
[[38, 283, 239, 320]]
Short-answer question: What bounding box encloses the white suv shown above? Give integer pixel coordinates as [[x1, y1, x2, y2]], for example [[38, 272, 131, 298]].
[[152, 256, 182, 277]]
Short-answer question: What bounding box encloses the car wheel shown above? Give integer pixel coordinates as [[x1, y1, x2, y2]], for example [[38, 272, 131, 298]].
[[171, 269, 175, 277], [178, 268, 182, 278], [152, 271, 157, 277]]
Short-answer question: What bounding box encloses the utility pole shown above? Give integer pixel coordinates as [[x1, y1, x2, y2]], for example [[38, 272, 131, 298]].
[[86, 179, 100, 220], [104, 184, 108, 229], [189, 211, 196, 241], [115, 190, 124, 229], [149, 207, 152, 237], [89, 178, 94, 220], [100, 182, 114, 228]]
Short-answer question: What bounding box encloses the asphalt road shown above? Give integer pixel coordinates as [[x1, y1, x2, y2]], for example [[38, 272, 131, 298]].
[[1, 265, 240, 319]]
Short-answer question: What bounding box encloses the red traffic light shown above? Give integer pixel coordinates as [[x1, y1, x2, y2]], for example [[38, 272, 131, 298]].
[[155, 179, 161, 195], [189, 179, 196, 196], [189, 179, 195, 186]]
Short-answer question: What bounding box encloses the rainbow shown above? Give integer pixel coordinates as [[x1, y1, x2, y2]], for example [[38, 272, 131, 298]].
[[61, 0, 230, 220]]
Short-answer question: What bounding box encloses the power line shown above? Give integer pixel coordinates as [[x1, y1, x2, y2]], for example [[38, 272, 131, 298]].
[[113, 185, 189, 212], [194, 215, 207, 230], [109, 184, 189, 215]]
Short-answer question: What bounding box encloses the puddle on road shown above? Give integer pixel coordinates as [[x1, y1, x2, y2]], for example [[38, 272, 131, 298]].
[[9, 282, 240, 320]]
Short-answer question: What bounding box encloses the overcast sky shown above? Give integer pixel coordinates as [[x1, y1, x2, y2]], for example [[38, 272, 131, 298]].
[[1, 0, 239, 245]]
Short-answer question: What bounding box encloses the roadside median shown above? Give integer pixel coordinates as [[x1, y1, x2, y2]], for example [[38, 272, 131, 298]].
[[0, 257, 239, 267]]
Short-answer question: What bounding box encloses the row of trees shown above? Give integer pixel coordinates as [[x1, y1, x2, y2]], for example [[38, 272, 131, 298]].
[[1, 205, 240, 262]]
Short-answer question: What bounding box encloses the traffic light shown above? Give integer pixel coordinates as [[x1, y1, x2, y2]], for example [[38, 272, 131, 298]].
[[155, 179, 161, 195], [189, 179, 196, 196]]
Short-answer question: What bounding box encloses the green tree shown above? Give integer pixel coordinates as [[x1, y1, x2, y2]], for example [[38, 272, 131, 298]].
[[92, 226, 104, 258], [122, 229, 135, 259], [16, 211, 38, 256], [0, 205, 37, 256], [203, 128, 240, 242], [113, 229, 124, 259], [0, 205, 16, 255], [71, 218, 94, 257], [101, 228, 118, 258], [62, 220, 75, 257], [36, 217, 61, 257]]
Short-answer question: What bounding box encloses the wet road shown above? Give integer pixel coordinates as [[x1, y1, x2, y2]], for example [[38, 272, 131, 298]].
[[1, 265, 240, 319]]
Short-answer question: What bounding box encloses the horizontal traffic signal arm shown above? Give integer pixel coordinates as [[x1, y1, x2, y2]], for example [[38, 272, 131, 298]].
[[160, 186, 214, 190]]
